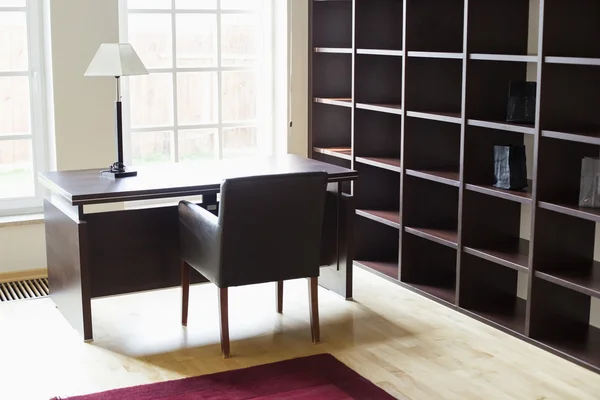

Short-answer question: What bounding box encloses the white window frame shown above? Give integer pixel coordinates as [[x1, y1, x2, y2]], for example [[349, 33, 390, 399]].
[[0, 0, 49, 216], [118, 0, 280, 167]]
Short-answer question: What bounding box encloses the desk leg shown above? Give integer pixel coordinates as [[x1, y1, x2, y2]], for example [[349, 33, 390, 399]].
[[318, 182, 354, 299], [44, 199, 93, 341]]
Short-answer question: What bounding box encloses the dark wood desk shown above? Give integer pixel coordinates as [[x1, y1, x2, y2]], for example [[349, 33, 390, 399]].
[[39, 154, 358, 341]]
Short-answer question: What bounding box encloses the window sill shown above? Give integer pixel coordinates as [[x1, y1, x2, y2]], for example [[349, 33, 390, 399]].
[[0, 213, 44, 228]]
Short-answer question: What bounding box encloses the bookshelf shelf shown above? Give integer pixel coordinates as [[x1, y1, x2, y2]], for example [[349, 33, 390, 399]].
[[357, 49, 403, 57], [309, 0, 600, 374], [356, 209, 401, 229]]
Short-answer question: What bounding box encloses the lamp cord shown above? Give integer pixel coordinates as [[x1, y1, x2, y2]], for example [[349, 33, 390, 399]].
[[100, 161, 127, 175]]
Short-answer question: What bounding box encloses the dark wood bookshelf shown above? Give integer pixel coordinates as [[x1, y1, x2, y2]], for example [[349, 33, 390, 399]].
[[313, 147, 352, 161], [314, 97, 352, 108], [406, 169, 460, 187], [467, 119, 536, 135], [407, 51, 463, 60], [404, 227, 458, 249], [464, 298, 527, 335], [314, 47, 353, 54], [355, 156, 401, 173], [545, 56, 600, 67], [537, 327, 600, 371], [538, 202, 600, 224], [356, 209, 401, 229], [536, 261, 600, 299], [464, 238, 530, 273], [541, 129, 600, 146], [406, 111, 462, 124], [354, 260, 399, 281], [357, 49, 403, 57], [407, 282, 457, 305], [465, 182, 532, 204], [356, 103, 403, 115], [309, 0, 600, 374], [470, 53, 538, 63]]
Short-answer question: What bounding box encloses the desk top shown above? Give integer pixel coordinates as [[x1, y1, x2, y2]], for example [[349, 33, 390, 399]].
[[39, 154, 358, 206]]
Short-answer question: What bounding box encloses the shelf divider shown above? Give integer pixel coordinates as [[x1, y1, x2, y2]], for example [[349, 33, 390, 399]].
[[356, 103, 403, 115], [538, 202, 600, 224], [545, 56, 600, 67], [467, 119, 536, 135], [314, 97, 353, 108], [535, 261, 600, 299], [406, 169, 460, 187], [464, 238, 530, 273], [542, 129, 600, 146], [356, 209, 401, 229], [314, 47, 353, 54], [357, 49, 403, 57], [312, 146, 352, 161], [355, 156, 401, 173], [406, 111, 462, 124], [404, 227, 458, 249], [354, 260, 399, 281], [465, 182, 532, 204], [470, 53, 538, 63], [407, 51, 463, 59]]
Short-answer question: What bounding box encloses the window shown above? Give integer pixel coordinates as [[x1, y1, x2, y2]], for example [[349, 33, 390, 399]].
[[120, 0, 276, 166], [0, 0, 47, 215]]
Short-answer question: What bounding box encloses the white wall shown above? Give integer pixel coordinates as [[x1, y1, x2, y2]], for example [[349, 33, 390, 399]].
[[49, 0, 118, 171], [0, 222, 46, 273], [288, 0, 309, 157]]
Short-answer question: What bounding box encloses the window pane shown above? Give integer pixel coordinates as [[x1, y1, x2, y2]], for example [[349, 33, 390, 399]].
[[132, 131, 173, 165], [222, 71, 257, 122], [130, 73, 174, 128], [0, 12, 28, 71], [176, 14, 217, 67], [176, 0, 216, 9], [221, 0, 261, 10], [223, 127, 257, 158], [127, 0, 171, 9], [177, 72, 218, 125], [0, 139, 34, 199], [0, 76, 30, 136], [179, 129, 217, 162], [221, 14, 258, 67], [128, 14, 172, 69], [0, 1, 26, 7]]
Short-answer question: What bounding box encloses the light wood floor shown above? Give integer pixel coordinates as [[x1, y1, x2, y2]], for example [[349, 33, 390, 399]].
[[1, 268, 599, 400]]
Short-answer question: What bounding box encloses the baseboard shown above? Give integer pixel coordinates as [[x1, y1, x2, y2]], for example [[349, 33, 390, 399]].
[[0, 268, 48, 283]]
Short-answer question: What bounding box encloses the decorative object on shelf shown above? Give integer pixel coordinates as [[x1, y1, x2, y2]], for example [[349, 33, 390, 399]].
[[578, 157, 600, 208], [85, 43, 148, 178], [506, 81, 537, 124], [493, 145, 528, 190]]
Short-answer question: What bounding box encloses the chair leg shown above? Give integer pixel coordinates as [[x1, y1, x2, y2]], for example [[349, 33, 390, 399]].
[[276, 281, 283, 313], [219, 287, 230, 358], [308, 277, 320, 344], [181, 260, 190, 326]]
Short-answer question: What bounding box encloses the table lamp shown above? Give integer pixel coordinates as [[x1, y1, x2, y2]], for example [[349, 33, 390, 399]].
[[84, 43, 148, 178]]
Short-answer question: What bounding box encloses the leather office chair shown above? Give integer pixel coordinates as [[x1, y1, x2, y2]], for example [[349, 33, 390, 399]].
[[178, 171, 328, 358]]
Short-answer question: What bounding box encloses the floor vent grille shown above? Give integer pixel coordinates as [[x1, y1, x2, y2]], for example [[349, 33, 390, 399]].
[[0, 278, 49, 302]]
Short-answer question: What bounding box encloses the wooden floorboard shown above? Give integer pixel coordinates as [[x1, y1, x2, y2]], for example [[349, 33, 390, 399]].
[[0, 268, 599, 400]]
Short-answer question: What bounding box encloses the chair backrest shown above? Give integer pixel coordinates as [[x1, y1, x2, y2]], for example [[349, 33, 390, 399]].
[[217, 171, 328, 287]]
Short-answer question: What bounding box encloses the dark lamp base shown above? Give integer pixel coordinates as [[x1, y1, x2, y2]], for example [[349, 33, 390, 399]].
[[102, 162, 138, 178]]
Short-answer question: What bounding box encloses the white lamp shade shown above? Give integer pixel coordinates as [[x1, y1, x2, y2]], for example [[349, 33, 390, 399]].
[[84, 43, 148, 77]]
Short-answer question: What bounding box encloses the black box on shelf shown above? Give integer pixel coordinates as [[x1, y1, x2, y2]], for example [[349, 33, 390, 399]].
[[579, 157, 600, 208], [493, 145, 527, 190], [506, 81, 536, 124]]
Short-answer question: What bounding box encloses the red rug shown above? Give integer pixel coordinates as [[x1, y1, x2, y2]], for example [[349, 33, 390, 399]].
[[50, 353, 395, 399]]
